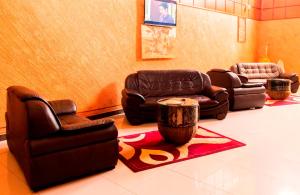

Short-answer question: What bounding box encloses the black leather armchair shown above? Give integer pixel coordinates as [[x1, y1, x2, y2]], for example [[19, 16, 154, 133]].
[[6, 86, 119, 190], [207, 69, 266, 110]]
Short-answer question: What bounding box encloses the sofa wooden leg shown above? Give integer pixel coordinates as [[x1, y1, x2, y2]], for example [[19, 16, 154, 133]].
[[216, 113, 226, 120]]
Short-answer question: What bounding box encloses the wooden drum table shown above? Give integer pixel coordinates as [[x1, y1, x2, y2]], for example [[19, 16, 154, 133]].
[[266, 78, 291, 100], [157, 98, 198, 145]]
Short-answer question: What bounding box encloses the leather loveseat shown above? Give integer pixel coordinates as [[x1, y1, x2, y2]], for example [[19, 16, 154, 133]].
[[231, 63, 299, 93], [121, 70, 229, 125], [6, 86, 119, 190]]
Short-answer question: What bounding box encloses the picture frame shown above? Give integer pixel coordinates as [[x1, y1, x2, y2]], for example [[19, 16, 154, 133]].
[[141, 24, 176, 59], [237, 17, 246, 43]]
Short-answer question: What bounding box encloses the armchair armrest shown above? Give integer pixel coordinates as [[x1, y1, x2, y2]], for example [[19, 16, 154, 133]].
[[49, 99, 77, 115], [207, 69, 242, 88], [204, 85, 228, 103], [279, 73, 299, 82], [61, 118, 114, 132], [237, 74, 248, 83]]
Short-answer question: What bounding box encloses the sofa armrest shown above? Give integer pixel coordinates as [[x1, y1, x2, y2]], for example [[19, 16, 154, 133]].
[[122, 89, 145, 103], [204, 85, 228, 103], [279, 73, 299, 82], [121, 89, 145, 125], [61, 118, 114, 132], [209, 68, 230, 73], [49, 99, 77, 115]]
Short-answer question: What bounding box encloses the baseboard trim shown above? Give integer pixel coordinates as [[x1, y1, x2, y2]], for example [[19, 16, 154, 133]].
[[87, 109, 124, 120], [0, 134, 6, 141], [0, 109, 124, 142]]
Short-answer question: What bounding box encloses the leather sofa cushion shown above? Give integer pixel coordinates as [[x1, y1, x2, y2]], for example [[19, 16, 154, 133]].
[[29, 124, 117, 157], [142, 95, 219, 110], [233, 86, 266, 95], [137, 70, 203, 97]]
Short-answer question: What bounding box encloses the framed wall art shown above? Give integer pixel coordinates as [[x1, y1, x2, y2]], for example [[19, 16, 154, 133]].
[[237, 17, 246, 43], [141, 24, 176, 59]]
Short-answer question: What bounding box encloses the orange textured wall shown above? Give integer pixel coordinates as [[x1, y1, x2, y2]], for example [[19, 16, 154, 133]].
[[257, 18, 300, 74], [0, 0, 257, 133]]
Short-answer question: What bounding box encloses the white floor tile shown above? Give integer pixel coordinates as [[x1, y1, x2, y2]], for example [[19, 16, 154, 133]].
[[103, 161, 228, 195], [0, 140, 8, 154], [1, 102, 300, 194], [0, 164, 33, 195], [39, 173, 133, 195]]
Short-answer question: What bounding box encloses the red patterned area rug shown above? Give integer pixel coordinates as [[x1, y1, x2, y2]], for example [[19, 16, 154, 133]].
[[265, 94, 300, 107], [118, 126, 245, 172]]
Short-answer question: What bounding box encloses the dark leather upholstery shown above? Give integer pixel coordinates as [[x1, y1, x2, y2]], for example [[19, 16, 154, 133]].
[[231, 63, 299, 93], [49, 99, 77, 115], [6, 86, 118, 191], [122, 70, 229, 125], [207, 69, 266, 110]]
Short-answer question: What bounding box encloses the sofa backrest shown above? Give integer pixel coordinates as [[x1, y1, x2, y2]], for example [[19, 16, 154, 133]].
[[126, 70, 204, 97], [231, 63, 283, 79], [7, 86, 61, 139]]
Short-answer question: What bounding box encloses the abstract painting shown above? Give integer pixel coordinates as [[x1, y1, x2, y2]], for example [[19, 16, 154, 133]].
[[142, 24, 176, 59]]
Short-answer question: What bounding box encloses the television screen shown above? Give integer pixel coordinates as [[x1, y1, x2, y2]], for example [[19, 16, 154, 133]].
[[144, 0, 177, 27]]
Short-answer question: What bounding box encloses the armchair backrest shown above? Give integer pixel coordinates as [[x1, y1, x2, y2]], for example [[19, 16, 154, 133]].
[[231, 63, 283, 79], [125, 70, 206, 97], [207, 69, 242, 89], [6, 86, 61, 139]]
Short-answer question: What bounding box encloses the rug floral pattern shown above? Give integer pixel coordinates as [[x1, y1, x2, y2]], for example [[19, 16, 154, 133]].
[[265, 94, 300, 106]]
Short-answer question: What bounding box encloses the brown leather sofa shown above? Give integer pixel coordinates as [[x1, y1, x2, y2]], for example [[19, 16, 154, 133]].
[[231, 63, 299, 93], [121, 70, 229, 125], [6, 86, 119, 191], [207, 69, 266, 110]]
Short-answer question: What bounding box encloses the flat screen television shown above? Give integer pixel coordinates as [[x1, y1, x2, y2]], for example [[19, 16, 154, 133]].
[[144, 0, 177, 27]]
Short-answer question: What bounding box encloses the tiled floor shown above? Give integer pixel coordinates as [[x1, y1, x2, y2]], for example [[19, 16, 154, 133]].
[[1, 103, 300, 195]]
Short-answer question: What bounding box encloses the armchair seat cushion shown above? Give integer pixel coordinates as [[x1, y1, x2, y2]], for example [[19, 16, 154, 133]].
[[247, 79, 267, 84], [233, 86, 266, 95], [59, 114, 90, 125], [242, 83, 264, 88], [29, 124, 117, 157]]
